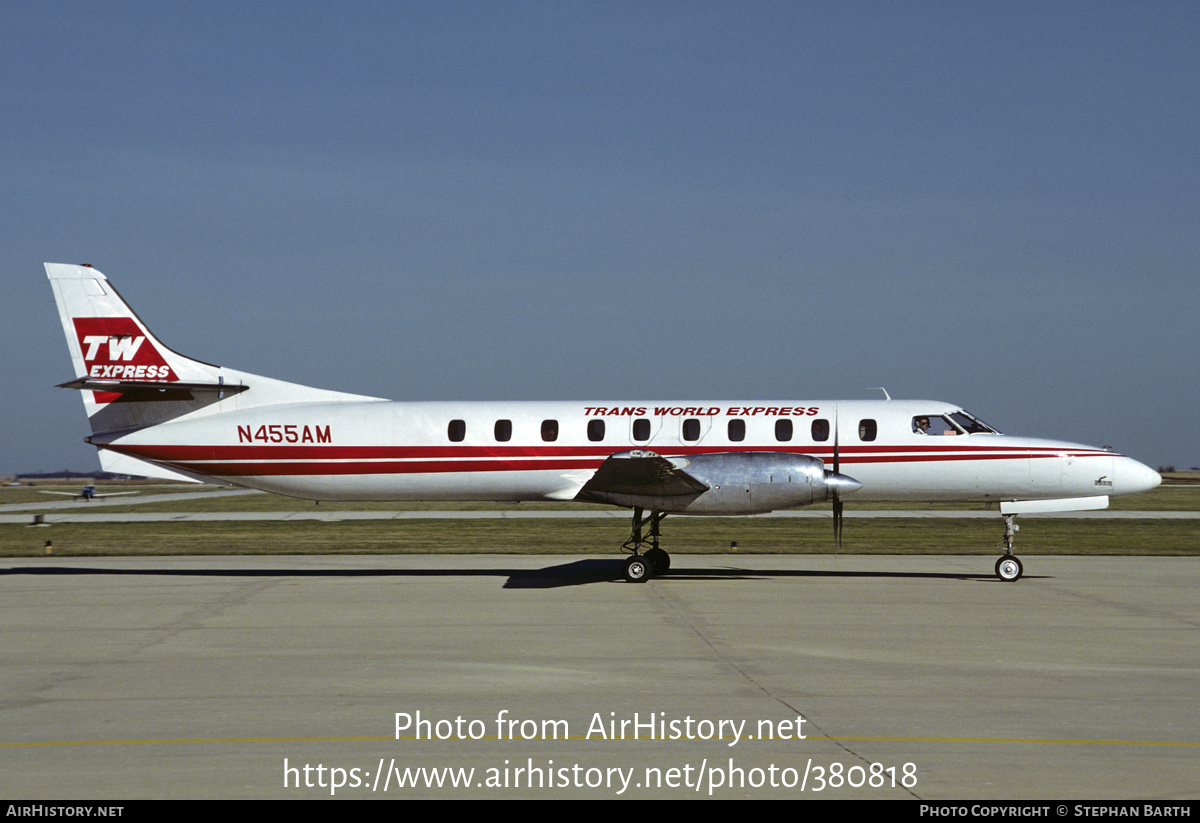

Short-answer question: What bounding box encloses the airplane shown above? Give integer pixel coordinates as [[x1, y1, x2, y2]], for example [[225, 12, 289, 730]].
[[38, 485, 140, 501], [45, 262, 1162, 583]]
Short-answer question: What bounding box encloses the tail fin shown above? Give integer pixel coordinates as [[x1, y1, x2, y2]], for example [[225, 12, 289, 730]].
[[46, 263, 242, 432], [46, 263, 378, 480]]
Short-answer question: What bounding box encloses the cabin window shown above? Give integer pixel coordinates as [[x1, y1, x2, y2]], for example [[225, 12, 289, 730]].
[[587, 419, 605, 442], [811, 419, 830, 442], [728, 419, 746, 442], [858, 419, 877, 442], [448, 419, 466, 442], [632, 418, 651, 442], [494, 419, 512, 442], [541, 419, 559, 442], [775, 419, 793, 442], [682, 418, 701, 441]]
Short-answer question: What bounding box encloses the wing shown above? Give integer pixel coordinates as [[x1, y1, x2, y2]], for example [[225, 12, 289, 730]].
[[576, 450, 709, 503]]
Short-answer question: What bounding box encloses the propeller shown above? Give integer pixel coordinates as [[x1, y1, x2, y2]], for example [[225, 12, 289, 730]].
[[832, 413, 843, 546]]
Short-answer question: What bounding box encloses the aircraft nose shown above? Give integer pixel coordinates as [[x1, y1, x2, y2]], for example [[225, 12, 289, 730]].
[[1115, 456, 1162, 496]]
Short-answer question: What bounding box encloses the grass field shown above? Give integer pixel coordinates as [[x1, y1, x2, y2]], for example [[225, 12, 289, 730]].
[[2, 478, 1195, 558], [4, 516, 1198, 558]]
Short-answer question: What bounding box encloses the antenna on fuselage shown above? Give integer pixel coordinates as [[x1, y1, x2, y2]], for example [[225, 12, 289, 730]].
[[871, 387, 891, 400]]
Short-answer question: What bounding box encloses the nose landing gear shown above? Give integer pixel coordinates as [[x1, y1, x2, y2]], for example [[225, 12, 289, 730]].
[[996, 514, 1024, 582]]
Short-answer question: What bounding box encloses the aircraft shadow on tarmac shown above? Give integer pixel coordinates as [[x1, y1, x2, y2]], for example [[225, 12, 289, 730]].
[[3, 561, 1002, 589], [504, 561, 1001, 588]]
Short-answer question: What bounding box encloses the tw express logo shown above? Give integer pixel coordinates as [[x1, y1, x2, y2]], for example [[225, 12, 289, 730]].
[[73, 317, 178, 382]]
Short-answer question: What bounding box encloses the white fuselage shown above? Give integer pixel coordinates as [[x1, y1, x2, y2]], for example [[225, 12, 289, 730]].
[[94, 398, 1160, 508]]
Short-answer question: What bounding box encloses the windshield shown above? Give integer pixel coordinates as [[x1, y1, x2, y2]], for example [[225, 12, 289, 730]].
[[950, 410, 999, 434]]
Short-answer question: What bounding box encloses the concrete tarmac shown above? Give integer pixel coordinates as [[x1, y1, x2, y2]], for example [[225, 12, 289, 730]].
[[1, 554, 1196, 799]]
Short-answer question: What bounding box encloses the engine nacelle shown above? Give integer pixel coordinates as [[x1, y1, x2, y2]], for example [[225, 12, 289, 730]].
[[678, 452, 855, 514]]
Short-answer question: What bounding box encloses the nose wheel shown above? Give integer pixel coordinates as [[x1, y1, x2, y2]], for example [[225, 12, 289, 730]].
[[995, 555, 1023, 582]]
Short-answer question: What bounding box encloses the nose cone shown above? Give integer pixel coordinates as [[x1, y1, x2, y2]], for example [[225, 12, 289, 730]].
[[1115, 456, 1161, 496], [825, 471, 863, 496]]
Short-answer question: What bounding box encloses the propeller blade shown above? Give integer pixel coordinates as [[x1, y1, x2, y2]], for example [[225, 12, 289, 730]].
[[832, 411, 842, 545]]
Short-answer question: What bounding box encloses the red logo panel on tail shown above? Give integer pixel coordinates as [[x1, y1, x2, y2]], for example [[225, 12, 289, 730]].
[[73, 317, 178, 403]]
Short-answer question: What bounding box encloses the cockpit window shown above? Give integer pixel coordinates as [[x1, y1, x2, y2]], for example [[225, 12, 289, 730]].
[[912, 415, 960, 436], [950, 410, 999, 434]]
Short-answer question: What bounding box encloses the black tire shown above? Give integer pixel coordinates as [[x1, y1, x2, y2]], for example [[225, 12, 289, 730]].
[[645, 548, 670, 575], [623, 555, 651, 583], [995, 556, 1023, 582]]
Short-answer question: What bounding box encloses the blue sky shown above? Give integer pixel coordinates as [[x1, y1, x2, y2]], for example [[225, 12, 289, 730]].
[[3, 1, 1197, 473]]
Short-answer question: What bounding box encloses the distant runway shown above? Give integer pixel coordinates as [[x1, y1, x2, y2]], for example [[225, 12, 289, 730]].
[[0, 488, 262, 514], [3, 488, 1193, 523], [1, 554, 1195, 799]]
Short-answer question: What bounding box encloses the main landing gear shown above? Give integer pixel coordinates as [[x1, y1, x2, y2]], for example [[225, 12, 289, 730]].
[[995, 513, 1024, 582], [621, 507, 670, 583]]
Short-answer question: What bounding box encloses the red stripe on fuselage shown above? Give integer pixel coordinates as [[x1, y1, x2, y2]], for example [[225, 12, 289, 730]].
[[101, 442, 1114, 477], [149, 459, 604, 476], [105, 443, 1111, 461]]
